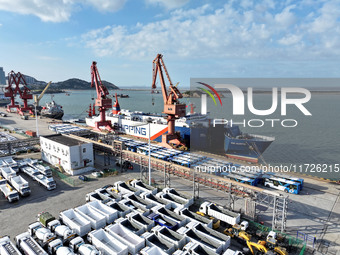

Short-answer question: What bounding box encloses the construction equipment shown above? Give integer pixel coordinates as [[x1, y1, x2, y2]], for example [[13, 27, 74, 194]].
[[90, 61, 112, 131], [224, 223, 251, 242], [246, 240, 268, 254], [33, 81, 52, 107], [151, 54, 186, 148], [4, 71, 20, 111]]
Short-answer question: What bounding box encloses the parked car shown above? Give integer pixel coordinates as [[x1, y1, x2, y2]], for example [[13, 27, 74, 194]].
[[78, 175, 88, 181]]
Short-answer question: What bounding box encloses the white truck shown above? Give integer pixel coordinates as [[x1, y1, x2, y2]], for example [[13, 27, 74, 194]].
[[10, 175, 31, 196], [115, 218, 146, 236], [139, 246, 168, 255], [142, 232, 176, 255], [123, 194, 154, 210], [47, 239, 75, 255], [28, 222, 56, 248], [34, 174, 56, 191], [156, 192, 189, 210], [15, 232, 48, 255], [130, 179, 158, 195], [178, 208, 213, 228], [69, 237, 101, 255], [2, 158, 19, 173], [0, 181, 19, 202], [151, 225, 186, 250], [114, 181, 141, 195], [38, 212, 76, 244], [105, 201, 132, 218], [96, 186, 122, 202], [1, 167, 16, 181], [87, 229, 128, 255], [0, 236, 22, 255], [194, 224, 231, 251], [154, 206, 188, 227], [199, 202, 241, 226], [85, 192, 111, 204], [87, 200, 118, 224], [34, 164, 52, 177], [183, 242, 219, 255], [105, 224, 145, 254], [75, 204, 107, 230], [21, 166, 40, 180], [127, 212, 155, 232], [139, 192, 172, 209], [60, 209, 91, 237], [162, 188, 194, 207]]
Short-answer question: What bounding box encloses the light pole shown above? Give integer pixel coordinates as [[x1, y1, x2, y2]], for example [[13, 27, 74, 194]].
[[148, 122, 151, 186], [131, 121, 152, 185], [34, 104, 39, 137]]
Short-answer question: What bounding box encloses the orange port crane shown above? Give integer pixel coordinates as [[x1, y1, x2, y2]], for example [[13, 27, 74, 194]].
[[5, 71, 33, 115], [90, 61, 112, 131], [151, 54, 186, 148]]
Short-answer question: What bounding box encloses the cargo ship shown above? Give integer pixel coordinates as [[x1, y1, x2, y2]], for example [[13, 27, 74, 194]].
[[85, 108, 274, 162], [39, 100, 64, 120]]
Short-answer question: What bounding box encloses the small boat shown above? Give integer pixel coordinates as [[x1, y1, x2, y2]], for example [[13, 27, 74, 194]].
[[65, 93, 70, 96], [116, 94, 129, 98]]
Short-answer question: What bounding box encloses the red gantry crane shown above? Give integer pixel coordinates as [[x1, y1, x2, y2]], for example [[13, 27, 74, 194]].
[[152, 54, 186, 148], [5, 71, 33, 114], [90, 61, 113, 131]]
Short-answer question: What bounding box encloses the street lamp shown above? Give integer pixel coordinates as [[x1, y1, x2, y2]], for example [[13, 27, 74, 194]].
[[131, 121, 152, 185], [34, 103, 39, 137]]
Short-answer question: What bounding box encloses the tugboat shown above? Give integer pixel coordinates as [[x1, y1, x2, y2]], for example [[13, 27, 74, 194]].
[[40, 100, 64, 119]]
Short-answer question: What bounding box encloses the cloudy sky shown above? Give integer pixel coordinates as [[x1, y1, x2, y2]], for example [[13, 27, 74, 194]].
[[0, 0, 339, 87]]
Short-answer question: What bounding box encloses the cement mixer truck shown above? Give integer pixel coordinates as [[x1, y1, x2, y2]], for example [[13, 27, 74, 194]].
[[69, 237, 101, 255], [47, 239, 75, 255], [28, 222, 56, 248]]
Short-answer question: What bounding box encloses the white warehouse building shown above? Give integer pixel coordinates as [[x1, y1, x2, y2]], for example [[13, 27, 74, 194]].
[[40, 134, 94, 175]]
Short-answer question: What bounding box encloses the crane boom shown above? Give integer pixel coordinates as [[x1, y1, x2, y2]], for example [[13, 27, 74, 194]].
[[151, 54, 186, 148], [90, 61, 112, 131], [34, 81, 52, 106]]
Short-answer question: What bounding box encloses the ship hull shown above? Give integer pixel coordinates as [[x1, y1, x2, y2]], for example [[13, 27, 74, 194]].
[[41, 112, 64, 120]]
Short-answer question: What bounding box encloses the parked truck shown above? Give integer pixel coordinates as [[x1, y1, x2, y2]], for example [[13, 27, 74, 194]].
[[95, 187, 121, 202], [127, 212, 155, 232], [2, 158, 19, 173], [0, 236, 22, 255], [139, 246, 168, 255], [87, 200, 118, 224], [114, 181, 141, 195], [34, 164, 52, 177], [15, 232, 48, 255], [115, 218, 146, 236], [0, 181, 19, 202], [156, 192, 189, 210], [60, 209, 91, 237], [34, 174, 56, 191], [69, 237, 101, 255], [124, 194, 154, 210], [87, 229, 128, 255], [38, 212, 76, 244], [1, 167, 16, 181], [183, 242, 219, 255], [28, 222, 56, 248], [152, 225, 186, 250], [118, 199, 150, 216], [142, 232, 176, 254], [129, 179, 157, 195], [199, 202, 241, 226], [178, 208, 213, 228], [85, 192, 111, 204], [105, 201, 132, 218], [10, 175, 31, 196], [194, 224, 231, 251], [47, 239, 75, 255], [21, 166, 40, 180], [105, 223, 145, 254], [139, 192, 172, 209], [179, 228, 224, 254], [162, 188, 193, 207], [75, 204, 106, 230], [154, 207, 188, 227], [147, 212, 179, 231]]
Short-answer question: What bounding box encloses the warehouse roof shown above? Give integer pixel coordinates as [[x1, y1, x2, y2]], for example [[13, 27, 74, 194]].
[[42, 134, 88, 147]]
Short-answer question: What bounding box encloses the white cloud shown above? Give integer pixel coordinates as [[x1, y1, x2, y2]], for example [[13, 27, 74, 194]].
[[0, 0, 127, 22], [81, 0, 340, 61], [145, 0, 189, 9]]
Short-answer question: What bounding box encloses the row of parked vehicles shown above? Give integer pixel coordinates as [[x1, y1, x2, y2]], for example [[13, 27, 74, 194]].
[[0, 179, 288, 255], [0, 157, 57, 202]]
